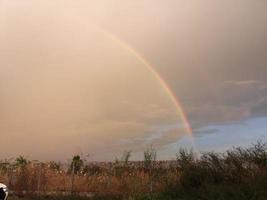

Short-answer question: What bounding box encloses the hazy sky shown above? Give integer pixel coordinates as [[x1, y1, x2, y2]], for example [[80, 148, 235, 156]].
[[0, 0, 267, 161]]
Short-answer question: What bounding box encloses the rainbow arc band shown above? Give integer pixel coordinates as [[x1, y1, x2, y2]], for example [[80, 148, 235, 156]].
[[68, 9, 198, 151], [95, 29, 197, 152]]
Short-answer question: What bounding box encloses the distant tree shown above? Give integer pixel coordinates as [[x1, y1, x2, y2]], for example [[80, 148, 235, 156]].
[[176, 148, 195, 170], [70, 155, 84, 175], [69, 155, 84, 193], [122, 150, 132, 166], [144, 146, 157, 169], [15, 155, 28, 168], [13, 156, 30, 193], [144, 146, 157, 195], [0, 159, 12, 174]]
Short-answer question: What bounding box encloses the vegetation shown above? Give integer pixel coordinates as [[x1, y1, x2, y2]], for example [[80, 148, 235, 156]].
[[2, 141, 267, 200]]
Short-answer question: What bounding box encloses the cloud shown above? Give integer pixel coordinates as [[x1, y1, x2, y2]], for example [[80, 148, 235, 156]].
[[251, 97, 267, 117], [223, 80, 262, 86], [108, 126, 187, 153], [1, 0, 267, 159], [193, 128, 219, 137], [186, 79, 267, 132]]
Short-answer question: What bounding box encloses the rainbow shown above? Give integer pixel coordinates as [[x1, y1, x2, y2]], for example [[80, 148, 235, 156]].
[[95, 29, 197, 150]]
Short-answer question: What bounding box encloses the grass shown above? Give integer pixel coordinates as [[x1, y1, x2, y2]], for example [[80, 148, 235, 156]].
[[2, 141, 267, 200]]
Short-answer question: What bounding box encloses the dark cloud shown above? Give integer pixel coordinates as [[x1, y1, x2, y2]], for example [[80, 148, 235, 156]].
[[251, 97, 267, 117], [70, 0, 267, 131], [193, 128, 218, 137]]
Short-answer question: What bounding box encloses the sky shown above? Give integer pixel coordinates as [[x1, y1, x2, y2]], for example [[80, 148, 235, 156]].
[[0, 0, 267, 161]]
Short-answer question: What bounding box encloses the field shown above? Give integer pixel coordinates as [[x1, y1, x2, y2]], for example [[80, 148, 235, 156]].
[[1, 142, 267, 200]]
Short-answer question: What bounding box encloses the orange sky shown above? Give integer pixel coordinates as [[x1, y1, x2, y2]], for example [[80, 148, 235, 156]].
[[0, 0, 188, 161], [0, 0, 266, 161]]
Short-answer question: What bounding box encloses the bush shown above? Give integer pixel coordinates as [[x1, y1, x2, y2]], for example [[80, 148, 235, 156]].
[[164, 141, 267, 200]]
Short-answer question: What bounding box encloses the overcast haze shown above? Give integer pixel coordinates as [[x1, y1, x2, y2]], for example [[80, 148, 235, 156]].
[[0, 0, 267, 161]]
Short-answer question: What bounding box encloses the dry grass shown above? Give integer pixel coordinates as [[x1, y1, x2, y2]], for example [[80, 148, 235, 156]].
[[1, 141, 267, 200]]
